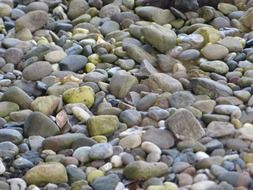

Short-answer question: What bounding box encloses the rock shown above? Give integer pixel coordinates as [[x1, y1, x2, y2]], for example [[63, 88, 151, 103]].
[[177, 140, 206, 152], [120, 109, 142, 127], [148, 107, 170, 121], [142, 128, 175, 149], [72, 106, 91, 122], [26, 2, 49, 12], [4, 47, 24, 65], [219, 37, 244, 52], [240, 7, 253, 30], [200, 60, 229, 74], [1, 86, 33, 109], [59, 55, 88, 72], [0, 129, 23, 144], [22, 61, 53, 81], [87, 115, 118, 136], [175, 0, 199, 11], [109, 71, 138, 99], [191, 78, 232, 98], [195, 27, 221, 44], [92, 174, 120, 190], [119, 134, 142, 149], [42, 133, 96, 152], [66, 165, 86, 184], [0, 181, 10, 190], [63, 86, 95, 108], [191, 181, 217, 190], [169, 91, 195, 108], [24, 162, 68, 186], [0, 3, 11, 17], [218, 3, 238, 15], [214, 105, 241, 118], [206, 121, 236, 138], [192, 100, 216, 113], [0, 141, 19, 158], [24, 112, 60, 137], [201, 44, 229, 60], [67, 0, 89, 19], [89, 143, 113, 160], [219, 172, 252, 187], [142, 24, 176, 53], [7, 178, 26, 190], [0, 159, 6, 175], [239, 123, 253, 140], [99, 4, 120, 18], [136, 93, 157, 111], [101, 20, 120, 36], [16, 10, 48, 32], [0, 101, 19, 117], [135, 6, 175, 25], [147, 73, 183, 93], [123, 161, 168, 180], [73, 146, 91, 163], [31, 95, 60, 115], [165, 108, 205, 140], [44, 50, 67, 63]]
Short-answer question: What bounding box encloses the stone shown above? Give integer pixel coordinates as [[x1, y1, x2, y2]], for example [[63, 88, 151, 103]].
[[218, 3, 238, 15], [191, 78, 232, 98], [119, 109, 142, 127], [219, 37, 244, 52], [200, 60, 229, 74], [135, 6, 175, 25], [89, 143, 113, 160], [0, 159, 5, 175], [66, 165, 86, 184], [0, 129, 23, 144], [195, 27, 221, 44], [219, 172, 252, 187], [7, 178, 26, 190], [206, 121, 236, 138], [44, 50, 67, 63], [4, 47, 24, 65], [101, 20, 120, 36], [148, 107, 170, 121], [24, 162, 68, 186], [92, 174, 120, 190], [192, 100, 216, 113], [240, 7, 253, 30], [63, 86, 95, 108], [22, 61, 53, 81], [73, 146, 91, 163], [142, 24, 176, 53], [191, 181, 217, 190], [169, 91, 195, 108], [1, 86, 33, 109], [123, 161, 168, 180], [68, 0, 89, 20], [42, 133, 96, 152], [165, 108, 205, 140], [0, 3, 11, 17], [24, 112, 60, 137], [201, 44, 229, 60], [239, 123, 253, 140], [0, 142, 19, 158], [31, 95, 60, 115], [26, 2, 49, 12], [59, 55, 88, 72], [109, 70, 138, 99], [16, 10, 48, 32], [119, 134, 142, 149], [0, 101, 19, 117], [87, 170, 104, 184], [99, 4, 120, 18], [142, 128, 175, 149], [147, 73, 183, 93], [177, 140, 206, 152], [72, 107, 91, 122], [141, 141, 161, 154]]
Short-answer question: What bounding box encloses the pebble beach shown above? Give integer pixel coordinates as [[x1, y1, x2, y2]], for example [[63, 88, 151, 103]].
[[1, 0, 253, 189]]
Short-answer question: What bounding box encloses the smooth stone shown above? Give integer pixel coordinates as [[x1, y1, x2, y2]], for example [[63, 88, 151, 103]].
[[7, 178, 26, 190], [72, 107, 91, 122], [219, 172, 252, 187], [44, 50, 67, 63], [42, 133, 96, 152], [109, 70, 138, 99], [165, 108, 205, 140], [23, 61, 53, 81], [66, 165, 86, 184], [0, 101, 19, 117], [1, 87, 32, 109], [26, 2, 49, 12], [0, 141, 19, 158], [0, 129, 23, 144], [92, 174, 120, 190], [13, 157, 34, 169], [219, 37, 244, 52], [59, 55, 88, 72], [28, 136, 44, 152], [239, 123, 253, 140], [89, 143, 113, 160], [24, 112, 60, 137], [177, 140, 206, 152], [119, 134, 142, 149], [148, 107, 170, 121], [24, 162, 68, 186], [178, 49, 200, 61], [240, 7, 253, 30], [136, 93, 157, 111], [123, 161, 168, 180], [214, 105, 241, 118], [0, 2, 11, 17], [191, 181, 217, 190], [87, 115, 118, 136], [0, 159, 6, 174], [67, 0, 89, 20], [16, 10, 48, 32], [194, 27, 221, 44], [119, 109, 142, 127], [63, 86, 95, 108], [31, 95, 60, 115], [218, 3, 238, 15], [73, 146, 91, 163], [147, 73, 183, 93], [192, 100, 216, 113], [100, 20, 120, 36], [141, 141, 161, 154], [191, 78, 232, 98], [4, 47, 24, 65], [206, 121, 236, 138], [142, 24, 176, 53], [87, 170, 104, 184], [169, 91, 195, 108], [0, 181, 10, 190], [99, 4, 120, 18], [200, 60, 229, 74]]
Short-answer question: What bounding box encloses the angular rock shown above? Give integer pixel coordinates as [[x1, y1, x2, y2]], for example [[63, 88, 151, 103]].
[[31, 95, 60, 115], [165, 108, 205, 140]]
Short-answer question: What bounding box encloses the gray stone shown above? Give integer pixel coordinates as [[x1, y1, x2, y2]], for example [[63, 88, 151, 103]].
[[59, 55, 88, 72], [89, 143, 113, 160], [92, 174, 120, 190], [169, 91, 196, 108], [0, 129, 23, 144]]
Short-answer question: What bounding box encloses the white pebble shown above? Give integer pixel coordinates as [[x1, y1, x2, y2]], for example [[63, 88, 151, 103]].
[[193, 173, 208, 183], [0, 159, 6, 174], [110, 155, 123, 168], [141, 141, 161, 154], [72, 106, 91, 122], [115, 182, 125, 190], [27, 185, 40, 190], [99, 162, 112, 172], [7, 178, 27, 190], [196, 151, 209, 161]]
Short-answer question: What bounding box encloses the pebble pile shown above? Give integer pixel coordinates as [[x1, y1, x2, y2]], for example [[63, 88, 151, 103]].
[[1, 0, 253, 189]]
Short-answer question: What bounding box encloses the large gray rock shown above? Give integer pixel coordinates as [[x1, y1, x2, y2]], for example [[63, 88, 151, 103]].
[[219, 172, 252, 187], [59, 55, 87, 72], [67, 0, 89, 20], [165, 108, 205, 140]]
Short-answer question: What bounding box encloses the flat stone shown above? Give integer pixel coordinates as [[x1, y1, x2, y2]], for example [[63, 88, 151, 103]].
[[200, 60, 229, 74], [206, 121, 236, 138], [165, 108, 205, 140]]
